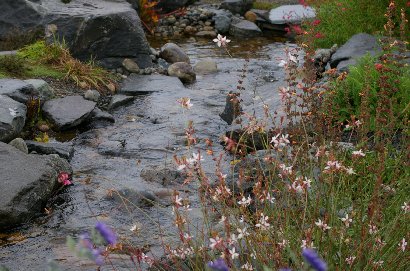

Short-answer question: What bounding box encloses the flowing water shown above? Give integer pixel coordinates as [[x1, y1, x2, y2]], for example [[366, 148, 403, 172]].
[[0, 36, 297, 270]]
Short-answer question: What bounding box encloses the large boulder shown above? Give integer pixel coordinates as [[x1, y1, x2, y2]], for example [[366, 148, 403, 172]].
[[0, 142, 72, 230], [0, 95, 27, 142], [220, 0, 253, 16], [0, 78, 39, 103], [156, 0, 191, 13], [42, 95, 96, 130], [160, 43, 190, 64], [0, 0, 153, 69], [330, 33, 382, 71], [214, 14, 232, 34], [229, 20, 262, 37], [269, 5, 316, 25], [120, 74, 185, 95], [168, 62, 196, 84]]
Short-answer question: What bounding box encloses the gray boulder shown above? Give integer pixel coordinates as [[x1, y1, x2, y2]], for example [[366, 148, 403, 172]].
[[214, 14, 232, 34], [269, 5, 316, 24], [0, 78, 39, 103], [42, 95, 96, 130], [23, 79, 54, 101], [229, 20, 262, 37], [0, 95, 27, 142], [8, 138, 28, 154], [84, 89, 101, 102], [120, 74, 185, 95], [168, 62, 196, 84], [194, 60, 218, 74], [330, 33, 382, 70], [160, 43, 190, 64], [25, 140, 75, 160], [220, 0, 253, 16], [0, 0, 153, 69], [0, 142, 72, 230]]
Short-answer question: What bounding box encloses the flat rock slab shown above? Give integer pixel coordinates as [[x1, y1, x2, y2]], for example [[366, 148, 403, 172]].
[[269, 5, 316, 24], [119, 74, 185, 95], [107, 94, 135, 111], [0, 95, 27, 142], [0, 78, 38, 103], [330, 33, 381, 69], [42, 95, 96, 130], [0, 142, 72, 230], [229, 20, 262, 37], [25, 140, 75, 160]]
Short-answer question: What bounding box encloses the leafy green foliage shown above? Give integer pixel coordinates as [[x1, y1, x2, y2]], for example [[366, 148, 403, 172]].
[[310, 0, 410, 48], [332, 54, 410, 129], [0, 55, 28, 77]]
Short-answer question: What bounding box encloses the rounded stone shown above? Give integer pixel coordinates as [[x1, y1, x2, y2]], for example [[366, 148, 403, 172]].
[[168, 62, 196, 84], [160, 43, 190, 64]]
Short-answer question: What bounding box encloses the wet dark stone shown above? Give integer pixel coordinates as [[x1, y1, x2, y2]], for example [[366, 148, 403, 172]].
[[0, 142, 72, 230], [219, 91, 242, 124], [25, 140, 75, 160], [0, 78, 38, 103], [0, 95, 27, 142], [120, 74, 185, 95]]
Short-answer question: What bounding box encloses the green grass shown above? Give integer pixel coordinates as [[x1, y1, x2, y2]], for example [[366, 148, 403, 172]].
[[310, 0, 410, 48], [331, 54, 410, 130]]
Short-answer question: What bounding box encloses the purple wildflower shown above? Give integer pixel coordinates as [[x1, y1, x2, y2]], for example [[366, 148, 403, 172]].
[[207, 258, 229, 271], [302, 248, 327, 271], [78, 233, 104, 265], [95, 222, 117, 245]]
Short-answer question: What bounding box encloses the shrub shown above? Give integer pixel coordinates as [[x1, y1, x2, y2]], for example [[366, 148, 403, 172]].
[[309, 0, 410, 48], [0, 55, 28, 77]]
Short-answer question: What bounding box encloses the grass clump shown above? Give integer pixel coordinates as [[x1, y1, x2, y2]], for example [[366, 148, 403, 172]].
[[17, 40, 116, 92], [309, 0, 410, 48], [0, 55, 28, 77]]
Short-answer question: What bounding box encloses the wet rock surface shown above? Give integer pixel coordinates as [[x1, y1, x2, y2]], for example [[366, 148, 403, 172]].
[[0, 37, 293, 269], [220, 0, 253, 16], [25, 140, 75, 160], [0, 142, 72, 230], [42, 95, 96, 130], [0, 78, 38, 103], [229, 20, 262, 37], [160, 42, 191, 64], [168, 62, 197, 84], [120, 74, 185, 95], [0, 95, 27, 142]]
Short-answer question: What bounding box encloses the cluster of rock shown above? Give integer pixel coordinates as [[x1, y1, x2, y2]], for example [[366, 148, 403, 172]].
[[153, 2, 320, 39], [0, 0, 153, 69], [154, 1, 264, 39]]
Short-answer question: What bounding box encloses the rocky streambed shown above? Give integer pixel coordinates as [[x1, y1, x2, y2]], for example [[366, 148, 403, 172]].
[[0, 37, 296, 270]]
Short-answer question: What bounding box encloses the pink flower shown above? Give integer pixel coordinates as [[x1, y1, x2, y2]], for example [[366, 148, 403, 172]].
[[58, 172, 72, 186], [312, 19, 321, 26], [213, 34, 231, 47]]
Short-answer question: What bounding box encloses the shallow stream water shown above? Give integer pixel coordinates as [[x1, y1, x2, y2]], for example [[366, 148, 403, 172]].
[[0, 36, 297, 270]]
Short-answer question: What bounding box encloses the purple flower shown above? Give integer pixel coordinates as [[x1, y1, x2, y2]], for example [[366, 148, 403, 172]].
[[302, 248, 327, 271], [95, 222, 117, 245], [207, 258, 229, 271], [78, 233, 104, 265]]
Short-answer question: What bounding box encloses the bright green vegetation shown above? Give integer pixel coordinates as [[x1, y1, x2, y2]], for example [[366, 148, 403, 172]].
[[311, 0, 410, 48], [332, 54, 410, 130], [0, 40, 116, 91]]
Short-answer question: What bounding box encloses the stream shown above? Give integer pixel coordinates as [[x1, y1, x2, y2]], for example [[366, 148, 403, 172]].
[[0, 36, 297, 270]]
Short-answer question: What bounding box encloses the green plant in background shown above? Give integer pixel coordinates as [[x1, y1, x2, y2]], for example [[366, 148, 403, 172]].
[[309, 0, 410, 48], [0, 55, 28, 77], [331, 54, 410, 130]]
